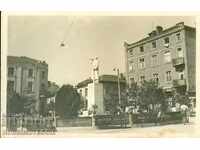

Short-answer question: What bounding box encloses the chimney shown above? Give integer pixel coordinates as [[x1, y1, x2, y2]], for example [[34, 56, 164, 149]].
[[148, 30, 157, 37], [176, 22, 184, 26], [156, 26, 163, 34]]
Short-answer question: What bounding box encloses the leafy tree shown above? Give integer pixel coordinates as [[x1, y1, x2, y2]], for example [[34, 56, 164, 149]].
[[127, 82, 139, 106], [46, 81, 60, 97], [7, 92, 26, 115], [103, 83, 127, 115], [55, 84, 81, 118], [128, 80, 167, 112], [173, 91, 190, 106]]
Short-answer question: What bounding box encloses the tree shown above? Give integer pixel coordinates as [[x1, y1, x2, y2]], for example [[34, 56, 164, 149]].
[[7, 92, 26, 115], [173, 91, 190, 106], [55, 84, 81, 118], [46, 81, 60, 97], [127, 82, 139, 107], [103, 83, 127, 115], [128, 80, 167, 112]]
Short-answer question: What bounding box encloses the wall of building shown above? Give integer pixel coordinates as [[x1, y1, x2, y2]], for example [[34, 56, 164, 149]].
[[126, 24, 195, 93], [185, 28, 196, 94], [7, 56, 48, 113]]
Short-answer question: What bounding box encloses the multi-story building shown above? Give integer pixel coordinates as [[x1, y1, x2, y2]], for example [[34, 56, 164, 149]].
[[7, 56, 48, 113], [124, 22, 196, 106], [76, 75, 126, 116]]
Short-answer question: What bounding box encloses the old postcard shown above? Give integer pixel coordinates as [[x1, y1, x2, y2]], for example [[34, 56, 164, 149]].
[[1, 12, 200, 137]]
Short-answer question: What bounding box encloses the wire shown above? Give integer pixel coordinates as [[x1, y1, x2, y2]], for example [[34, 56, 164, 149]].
[[60, 16, 76, 47]]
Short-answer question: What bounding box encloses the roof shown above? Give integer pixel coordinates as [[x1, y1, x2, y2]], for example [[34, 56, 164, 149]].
[[76, 75, 126, 88], [7, 56, 48, 66], [125, 22, 196, 50]]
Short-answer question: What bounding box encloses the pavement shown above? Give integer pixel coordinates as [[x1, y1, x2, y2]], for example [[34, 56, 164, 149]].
[[3, 117, 199, 138], [55, 123, 199, 138]]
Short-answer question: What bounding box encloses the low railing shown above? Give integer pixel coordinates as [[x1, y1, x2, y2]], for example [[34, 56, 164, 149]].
[[6, 115, 56, 132], [94, 114, 129, 128], [56, 117, 92, 127]]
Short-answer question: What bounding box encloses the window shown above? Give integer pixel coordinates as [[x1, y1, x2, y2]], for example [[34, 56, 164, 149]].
[[176, 33, 181, 41], [129, 61, 133, 72], [177, 48, 183, 57], [164, 37, 170, 47], [28, 69, 33, 78], [179, 72, 184, 80], [152, 41, 156, 48], [85, 88, 88, 96], [8, 67, 14, 77], [153, 73, 159, 83], [130, 77, 135, 85], [28, 81, 33, 92], [164, 37, 169, 44], [151, 54, 158, 66], [129, 64, 133, 72], [164, 51, 171, 63], [41, 83, 45, 91], [41, 71, 45, 79], [140, 76, 145, 82], [7, 80, 15, 92], [139, 58, 145, 69], [129, 49, 133, 56], [83, 99, 88, 111], [79, 89, 82, 96], [166, 71, 172, 81], [140, 46, 144, 52]]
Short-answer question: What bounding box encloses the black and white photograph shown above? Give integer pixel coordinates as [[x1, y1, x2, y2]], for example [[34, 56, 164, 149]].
[[1, 13, 199, 137]]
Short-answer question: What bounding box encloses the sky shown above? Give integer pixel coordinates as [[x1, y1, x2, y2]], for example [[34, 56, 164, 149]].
[[8, 15, 195, 86]]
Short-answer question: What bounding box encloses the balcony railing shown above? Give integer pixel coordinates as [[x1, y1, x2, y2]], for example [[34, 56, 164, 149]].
[[172, 57, 184, 67], [173, 79, 186, 87]]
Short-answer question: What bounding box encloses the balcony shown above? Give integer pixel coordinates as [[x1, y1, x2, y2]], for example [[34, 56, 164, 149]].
[[173, 79, 186, 87], [172, 57, 184, 67]]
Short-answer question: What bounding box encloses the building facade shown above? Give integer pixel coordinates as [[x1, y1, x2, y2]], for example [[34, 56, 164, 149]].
[[7, 56, 48, 113], [124, 22, 196, 105], [76, 75, 126, 116]]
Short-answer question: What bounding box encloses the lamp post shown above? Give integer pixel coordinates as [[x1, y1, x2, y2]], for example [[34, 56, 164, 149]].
[[113, 68, 121, 106]]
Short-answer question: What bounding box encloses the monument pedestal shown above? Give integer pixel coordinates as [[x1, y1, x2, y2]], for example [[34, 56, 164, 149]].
[[88, 82, 104, 115]]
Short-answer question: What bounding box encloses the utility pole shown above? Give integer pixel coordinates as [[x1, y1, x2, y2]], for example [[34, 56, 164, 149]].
[[114, 68, 121, 106]]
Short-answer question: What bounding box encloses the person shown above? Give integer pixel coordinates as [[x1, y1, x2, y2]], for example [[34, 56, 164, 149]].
[[180, 104, 189, 125], [156, 110, 162, 126]]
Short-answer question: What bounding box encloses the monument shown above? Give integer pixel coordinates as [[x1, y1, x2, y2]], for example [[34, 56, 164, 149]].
[[88, 57, 104, 115], [90, 57, 99, 83]]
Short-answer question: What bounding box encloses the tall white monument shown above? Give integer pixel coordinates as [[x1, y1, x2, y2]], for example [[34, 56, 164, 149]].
[[88, 57, 104, 115], [90, 57, 99, 83]]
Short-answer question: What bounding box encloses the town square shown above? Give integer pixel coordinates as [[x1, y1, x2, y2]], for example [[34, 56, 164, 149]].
[[1, 14, 197, 137]]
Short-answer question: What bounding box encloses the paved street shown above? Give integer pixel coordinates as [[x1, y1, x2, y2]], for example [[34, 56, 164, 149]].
[[56, 122, 199, 138], [3, 117, 199, 138], [4, 123, 199, 138]]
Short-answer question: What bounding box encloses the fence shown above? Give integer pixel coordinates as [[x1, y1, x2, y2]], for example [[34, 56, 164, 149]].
[[56, 117, 92, 127], [94, 114, 129, 128], [130, 111, 184, 125], [6, 115, 56, 132]]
